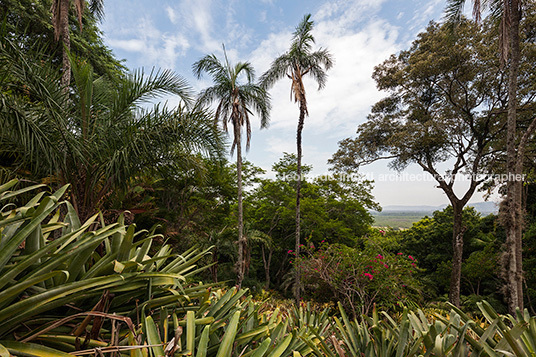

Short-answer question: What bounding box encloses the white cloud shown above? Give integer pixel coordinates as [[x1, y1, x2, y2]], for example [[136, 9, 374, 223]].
[[166, 6, 177, 23], [107, 39, 146, 53], [101, 0, 467, 206], [104, 13, 190, 69], [409, 0, 445, 32], [250, 12, 400, 139], [259, 10, 267, 23], [315, 0, 388, 27]]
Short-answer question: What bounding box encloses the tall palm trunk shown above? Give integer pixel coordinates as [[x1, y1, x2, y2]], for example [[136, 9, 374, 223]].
[[294, 101, 306, 303], [235, 117, 246, 288], [60, 0, 71, 89], [505, 1, 523, 313]]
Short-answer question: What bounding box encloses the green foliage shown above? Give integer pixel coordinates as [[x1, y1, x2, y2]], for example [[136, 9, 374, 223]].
[[193, 47, 270, 153], [0, 180, 215, 338], [4, 180, 536, 357], [322, 301, 536, 357], [249, 154, 376, 248], [399, 206, 504, 308], [0, 180, 332, 356], [0, 0, 125, 79], [245, 154, 377, 290], [0, 35, 224, 220], [260, 14, 334, 98], [296, 242, 422, 317], [329, 18, 511, 174]]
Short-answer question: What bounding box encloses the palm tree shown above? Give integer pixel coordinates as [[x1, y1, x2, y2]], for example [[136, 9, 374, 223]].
[[51, 0, 104, 87], [260, 14, 333, 301], [193, 47, 270, 288], [0, 36, 223, 221], [445, 0, 531, 313]]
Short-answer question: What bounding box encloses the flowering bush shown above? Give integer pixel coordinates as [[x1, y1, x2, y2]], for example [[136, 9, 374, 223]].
[[295, 242, 422, 317]]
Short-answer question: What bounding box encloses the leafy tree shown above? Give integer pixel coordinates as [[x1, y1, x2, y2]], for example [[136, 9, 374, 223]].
[[446, 0, 536, 313], [132, 158, 236, 238], [193, 48, 270, 288], [399, 207, 503, 308], [0, 37, 223, 221], [260, 14, 333, 300], [330, 19, 508, 307], [247, 154, 377, 291]]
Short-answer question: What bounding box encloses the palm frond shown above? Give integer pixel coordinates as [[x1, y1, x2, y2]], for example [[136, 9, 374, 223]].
[[445, 0, 468, 24], [292, 14, 315, 54], [0, 36, 81, 178], [88, 0, 105, 21], [234, 62, 255, 84], [259, 55, 293, 90], [239, 84, 271, 129], [111, 68, 193, 120], [192, 54, 227, 82]]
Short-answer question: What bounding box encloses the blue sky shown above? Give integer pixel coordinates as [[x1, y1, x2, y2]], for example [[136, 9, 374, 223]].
[[100, 0, 490, 207]]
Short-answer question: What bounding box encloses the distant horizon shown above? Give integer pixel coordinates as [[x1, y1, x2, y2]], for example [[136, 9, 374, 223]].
[[375, 201, 500, 213]]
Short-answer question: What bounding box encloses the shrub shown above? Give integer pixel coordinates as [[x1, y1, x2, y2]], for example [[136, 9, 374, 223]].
[[296, 241, 422, 317]]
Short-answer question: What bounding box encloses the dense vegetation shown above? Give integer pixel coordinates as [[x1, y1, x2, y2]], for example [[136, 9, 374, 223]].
[[2, 0, 536, 356]]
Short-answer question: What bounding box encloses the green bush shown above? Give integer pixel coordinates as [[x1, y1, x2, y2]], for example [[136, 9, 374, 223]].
[[296, 241, 422, 317]]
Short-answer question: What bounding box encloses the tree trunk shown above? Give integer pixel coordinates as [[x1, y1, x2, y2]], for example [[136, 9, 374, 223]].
[[294, 101, 306, 303], [261, 245, 272, 290], [236, 121, 246, 288], [505, 0, 522, 314], [212, 247, 218, 283], [60, 0, 71, 89], [449, 202, 466, 307]]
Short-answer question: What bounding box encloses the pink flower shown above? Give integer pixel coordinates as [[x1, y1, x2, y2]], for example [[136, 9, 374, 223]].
[[364, 273, 373, 280], [288, 250, 293, 254], [397, 252, 403, 255], [408, 255, 414, 260], [377, 254, 384, 260]]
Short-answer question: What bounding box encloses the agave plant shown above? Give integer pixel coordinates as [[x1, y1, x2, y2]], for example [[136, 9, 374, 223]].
[[324, 302, 478, 357], [0, 180, 213, 353], [448, 301, 536, 357], [0, 181, 327, 356], [114, 288, 326, 357]]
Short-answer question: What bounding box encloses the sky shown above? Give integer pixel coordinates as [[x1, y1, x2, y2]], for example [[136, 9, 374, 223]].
[[99, 0, 493, 208]]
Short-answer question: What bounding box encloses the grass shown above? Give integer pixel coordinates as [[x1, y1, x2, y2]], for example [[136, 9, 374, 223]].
[[372, 211, 428, 229]]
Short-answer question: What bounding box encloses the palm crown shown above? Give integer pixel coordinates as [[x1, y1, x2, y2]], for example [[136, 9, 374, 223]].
[[260, 14, 333, 114], [0, 37, 223, 220], [193, 49, 270, 153]]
